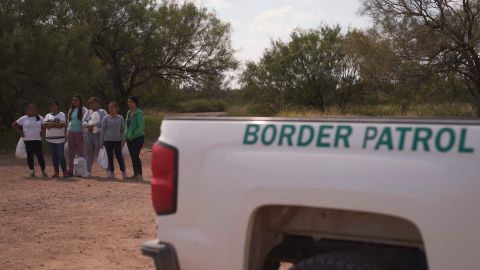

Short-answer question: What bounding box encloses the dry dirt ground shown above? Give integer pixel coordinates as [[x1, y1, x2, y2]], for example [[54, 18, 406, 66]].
[[0, 150, 156, 270]]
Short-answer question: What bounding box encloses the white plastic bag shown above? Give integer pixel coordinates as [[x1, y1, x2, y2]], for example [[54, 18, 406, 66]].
[[122, 144, 130, 157], [73, 155, 88, 177], [97, 148, 108, 169], [15, 138, 27, 159]]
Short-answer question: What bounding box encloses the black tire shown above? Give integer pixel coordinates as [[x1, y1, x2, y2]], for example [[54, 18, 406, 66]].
[[291, 252, 389, 270]]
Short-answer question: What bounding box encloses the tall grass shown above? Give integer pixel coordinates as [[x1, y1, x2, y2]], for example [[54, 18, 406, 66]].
[[175, 99, 228, 113], [143, 111, 165, 148], [229, 103, 478, 118]]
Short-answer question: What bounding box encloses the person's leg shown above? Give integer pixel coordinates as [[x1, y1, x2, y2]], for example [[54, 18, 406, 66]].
[[33, 140, 46, 173], [67, 132, 76, 172], [93, 133, 101, 158], [113, 141, 126, 173], [126, 141, 136, 175], [104, 142, 115, 174], [131, 136, 144, 176], [24, 140, 35, 173], [48, 142, 59, 174], [57, 143, 68, 174], [74, 132, 85, 158], [84, 133, 94, 173], [127, 137, 141, 176]]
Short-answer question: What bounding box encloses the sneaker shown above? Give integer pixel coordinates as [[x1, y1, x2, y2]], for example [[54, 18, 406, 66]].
[[65, 170, 74, 178], [29, 171, 35, 177], [122, 171, 128, 179], [41, 171, 48, 177], [62, 171, 69, 178], [51, 172, 60, 178]]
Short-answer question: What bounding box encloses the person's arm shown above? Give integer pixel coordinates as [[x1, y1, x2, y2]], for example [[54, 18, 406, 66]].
[[135, 110, 145, 137], [51, 122, 66, 128], [43, 115, 52, 129], [120, 116, 126, 146], [66, 109, 71, 138], [82, 111, 89, 128], [12, 119, 24, 137], [39, 116, 45, 138], [51, 112, 66, 129]]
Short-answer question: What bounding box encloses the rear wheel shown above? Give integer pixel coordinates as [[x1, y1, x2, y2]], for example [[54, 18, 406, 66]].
[[291, 252, 389, 270]]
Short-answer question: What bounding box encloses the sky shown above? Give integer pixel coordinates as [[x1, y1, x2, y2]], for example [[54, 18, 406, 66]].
[[192, 0, 372, 64]]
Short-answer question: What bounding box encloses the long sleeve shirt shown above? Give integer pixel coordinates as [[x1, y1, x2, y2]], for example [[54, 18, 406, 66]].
[[100, 115, 125, 145]]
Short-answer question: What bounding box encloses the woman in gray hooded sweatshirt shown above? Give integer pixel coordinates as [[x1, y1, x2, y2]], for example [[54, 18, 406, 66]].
[[100, 101, 127, 179]]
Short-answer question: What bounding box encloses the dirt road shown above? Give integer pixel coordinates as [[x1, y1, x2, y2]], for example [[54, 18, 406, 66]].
[[0, 151, 156, 270]]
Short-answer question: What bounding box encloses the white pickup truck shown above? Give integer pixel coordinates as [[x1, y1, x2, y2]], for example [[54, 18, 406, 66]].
[[141, 117, 480, 270]]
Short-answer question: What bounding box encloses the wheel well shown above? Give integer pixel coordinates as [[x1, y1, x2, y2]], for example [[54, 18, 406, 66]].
[[246, 205, 427, 270]]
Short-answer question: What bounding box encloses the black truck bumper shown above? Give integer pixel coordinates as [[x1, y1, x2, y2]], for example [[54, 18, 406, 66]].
[[141, 240, 180, 270]]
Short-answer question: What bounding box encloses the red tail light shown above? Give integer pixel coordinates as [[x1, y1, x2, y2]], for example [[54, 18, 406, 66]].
[[151, 142, 178, 215]]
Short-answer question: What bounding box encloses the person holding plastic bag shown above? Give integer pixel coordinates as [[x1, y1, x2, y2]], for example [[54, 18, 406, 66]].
[[44, 100, 68, 178], [125, 96, 145, 180], [12, 103, 47, 177], [66, 94, 87, 177], [82, 97, 107, 177], [100, 101, 127, 179]]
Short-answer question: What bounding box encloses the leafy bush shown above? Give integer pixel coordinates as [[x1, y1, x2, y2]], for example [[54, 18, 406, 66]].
[[0, 127, 19, 154], [176, 99, 228, 113], [143, 111, 165, 147]]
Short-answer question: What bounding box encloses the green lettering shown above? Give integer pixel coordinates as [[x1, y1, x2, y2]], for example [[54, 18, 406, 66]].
[[363, 127, 378, 148], [297, 125, 315, 147], [435, 128, 455, 153], [278, 125, 296, 146], [316, 125, 334, 148], [375, 127, 394, 150], [413, 128, 433, 152], [243, 124, 260, 145], [334, 125, 353, 148], [261, 125, 277, 146], [459, 128, 475, 154], [396, 127, 412, 151]]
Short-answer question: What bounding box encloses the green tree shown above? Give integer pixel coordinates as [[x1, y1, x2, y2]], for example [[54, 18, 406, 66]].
[[241, 26, 363, 114], [0, 0, 99, 126], [361, 0, 480, 115], [69, 0, 237, 107]]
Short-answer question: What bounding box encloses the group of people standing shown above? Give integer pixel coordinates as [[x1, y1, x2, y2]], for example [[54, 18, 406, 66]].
[[12, 94, 145, 180]]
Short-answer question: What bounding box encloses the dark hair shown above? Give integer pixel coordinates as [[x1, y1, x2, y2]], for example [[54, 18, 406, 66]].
[[50, 100, 59, 107], [128, 96, 140, 108], [109, 101, 119, 108], [26, 103, 40, 121], [68, 94, 83, 121]]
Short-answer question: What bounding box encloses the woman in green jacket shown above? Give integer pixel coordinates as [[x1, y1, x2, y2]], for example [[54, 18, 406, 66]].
[[125, 96, 145, 180]]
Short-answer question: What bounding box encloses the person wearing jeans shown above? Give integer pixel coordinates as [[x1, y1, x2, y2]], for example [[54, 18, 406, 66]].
[[44, 100, 68, 178], [12, 103, 47, 177], [125, 96, 145, 180], [66, 94, 87, 177], [100, 102, 127, 179]]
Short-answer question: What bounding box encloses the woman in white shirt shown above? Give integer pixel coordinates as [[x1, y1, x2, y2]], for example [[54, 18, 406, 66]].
[[82, 97, 107, 177], [12, 103, 47, 177], [44, 100, 68, 178]]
